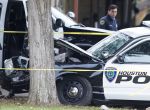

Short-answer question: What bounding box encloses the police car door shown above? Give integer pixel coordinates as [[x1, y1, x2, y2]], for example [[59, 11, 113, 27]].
[[0, 0, 8, 68], [103, 38, 150, 101]]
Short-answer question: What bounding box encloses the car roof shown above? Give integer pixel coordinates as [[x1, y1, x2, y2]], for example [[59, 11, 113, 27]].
[[119, 27, 150, 38]]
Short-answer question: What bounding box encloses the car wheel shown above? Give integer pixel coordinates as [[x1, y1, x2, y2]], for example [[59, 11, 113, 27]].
[[57, 76, 92, 105]]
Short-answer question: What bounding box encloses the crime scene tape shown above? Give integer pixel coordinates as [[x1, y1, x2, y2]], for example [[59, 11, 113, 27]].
[[54, 32, 111, 36], [0, 30, 28, 34], [0, 68, 148, 74], [0, 68, 108, 72], [0, 30, 111, 36]]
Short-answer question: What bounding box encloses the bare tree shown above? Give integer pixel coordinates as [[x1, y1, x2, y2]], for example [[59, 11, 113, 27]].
[[28, 0, 59, 105]]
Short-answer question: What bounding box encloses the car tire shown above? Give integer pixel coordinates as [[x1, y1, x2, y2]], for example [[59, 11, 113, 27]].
[[57, 76, 92, 105]]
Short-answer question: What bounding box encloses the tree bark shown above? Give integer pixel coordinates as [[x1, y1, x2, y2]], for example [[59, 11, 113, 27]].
[[28, 0, 59, 105]]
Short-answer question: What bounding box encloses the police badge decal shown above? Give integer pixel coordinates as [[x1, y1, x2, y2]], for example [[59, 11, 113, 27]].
[[105, 67, 117, 82]]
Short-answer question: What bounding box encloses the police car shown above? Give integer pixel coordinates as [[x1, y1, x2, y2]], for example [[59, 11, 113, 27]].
[[56, 23, 150, 106], [86, 22, 150, 106]]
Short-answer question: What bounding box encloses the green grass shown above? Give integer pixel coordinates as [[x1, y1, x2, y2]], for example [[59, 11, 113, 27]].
[[0, 102, 98, 110], [0, 98, 100, 110], [0, 99, 130, 110], [0, 105, 100, 110]]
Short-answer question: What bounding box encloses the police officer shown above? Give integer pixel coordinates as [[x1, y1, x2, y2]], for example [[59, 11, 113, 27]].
[[99, 4, 118, 31]]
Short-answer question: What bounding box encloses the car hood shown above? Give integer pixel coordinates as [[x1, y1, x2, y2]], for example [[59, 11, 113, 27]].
[[56, 39, 101, 61]]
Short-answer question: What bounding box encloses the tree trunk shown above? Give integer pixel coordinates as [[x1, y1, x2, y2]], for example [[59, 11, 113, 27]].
[[28, 0, 59, 105]]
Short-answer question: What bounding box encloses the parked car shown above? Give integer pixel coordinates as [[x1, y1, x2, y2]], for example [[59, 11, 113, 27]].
[[2, 22, 150, 107]]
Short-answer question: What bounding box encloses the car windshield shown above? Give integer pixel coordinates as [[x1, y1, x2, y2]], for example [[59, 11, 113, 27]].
[[87, 32, 132, 60], [51, 7, 77, 27]]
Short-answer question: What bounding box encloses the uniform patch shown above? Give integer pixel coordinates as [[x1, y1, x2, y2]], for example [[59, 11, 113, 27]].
[[100, 19, 105, 25], [105, 67, 117, 82]]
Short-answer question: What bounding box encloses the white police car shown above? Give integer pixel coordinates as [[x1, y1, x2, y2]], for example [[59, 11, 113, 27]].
[[50, 23, 150, 106], [86, 22, 150, 106]]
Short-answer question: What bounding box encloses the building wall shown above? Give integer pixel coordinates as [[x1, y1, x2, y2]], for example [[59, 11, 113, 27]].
[[78, 0, 106, 27]]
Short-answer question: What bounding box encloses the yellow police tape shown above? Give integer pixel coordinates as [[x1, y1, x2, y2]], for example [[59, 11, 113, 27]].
[[0, 68, 109, 72], [0, 30, 111, 36], [0, 68, 148, 73], [0, 30, 28, 34], [55, 32, 111, 36]]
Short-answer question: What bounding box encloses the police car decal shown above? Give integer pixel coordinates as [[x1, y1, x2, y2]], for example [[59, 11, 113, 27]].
[[105, 67, 117, 82], [116, 71, 148, 84]]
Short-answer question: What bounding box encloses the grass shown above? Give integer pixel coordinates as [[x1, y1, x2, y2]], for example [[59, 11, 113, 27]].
[[0, 105, 100, 110], [0, 98, 131, 110], [0, 101, 98, 110]]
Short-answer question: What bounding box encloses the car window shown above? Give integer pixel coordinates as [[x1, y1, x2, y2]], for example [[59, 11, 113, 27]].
[[124, 41, 150, 63]]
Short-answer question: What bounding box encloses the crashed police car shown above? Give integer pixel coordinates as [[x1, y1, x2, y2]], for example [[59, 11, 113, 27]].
[[57, 22, 150, 106], [1, 21, 150, 107]]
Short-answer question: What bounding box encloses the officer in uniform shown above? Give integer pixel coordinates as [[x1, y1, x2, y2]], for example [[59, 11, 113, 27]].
[[99, 4, 118, 31]]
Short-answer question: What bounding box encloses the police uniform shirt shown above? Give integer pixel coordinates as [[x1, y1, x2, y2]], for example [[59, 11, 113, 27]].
[[99, 15, 118, 31]]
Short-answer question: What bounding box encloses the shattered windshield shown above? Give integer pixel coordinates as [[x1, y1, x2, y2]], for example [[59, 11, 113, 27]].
[[87, 33, 132, 60]]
